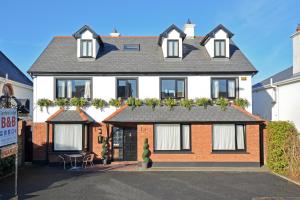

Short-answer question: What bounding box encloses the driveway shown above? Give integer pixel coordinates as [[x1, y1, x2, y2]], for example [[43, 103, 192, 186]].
[[0, 166, 300, 200]]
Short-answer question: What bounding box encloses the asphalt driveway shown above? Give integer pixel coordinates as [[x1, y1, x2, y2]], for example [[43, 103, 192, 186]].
[[0, 166, 300, 200]]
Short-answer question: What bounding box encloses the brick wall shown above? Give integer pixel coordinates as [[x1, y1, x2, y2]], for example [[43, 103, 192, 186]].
[[32, 122, 47, 161], [137, 123, 261, 163]]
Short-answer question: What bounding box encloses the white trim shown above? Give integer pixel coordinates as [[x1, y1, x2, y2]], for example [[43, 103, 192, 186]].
[[0, 77, 33, 90], [253, 75, 300, 92]]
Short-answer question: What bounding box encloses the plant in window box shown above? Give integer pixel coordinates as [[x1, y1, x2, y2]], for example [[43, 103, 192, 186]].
[[54, 98, 69, 108], [92, 98, 107, 110], [179, 99, 194, 110], [215, 97, 229, 111], [109, 98, 122, 108], [195, 98, 212, 109], [134, 99, 143, 107], [101, 137, 109, 165], [163, 98, 177, 110], [144, 98, 161, 110], [126, 97, 136, 107], [142, 138, 151, 169], [70, 97, 87, 108], [233, 98, 249, 109], [37, 98, 53, 111]]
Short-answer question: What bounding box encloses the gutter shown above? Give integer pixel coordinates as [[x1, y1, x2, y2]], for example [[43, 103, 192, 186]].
[[253, 75, 300, 92]]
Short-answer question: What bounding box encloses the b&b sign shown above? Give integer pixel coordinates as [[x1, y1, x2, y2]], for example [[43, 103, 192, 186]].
[[0, 108, 17, 147]]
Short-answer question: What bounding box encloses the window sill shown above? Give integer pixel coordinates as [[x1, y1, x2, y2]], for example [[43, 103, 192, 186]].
[[154, 151, 193, 154], [211, 151, 248, 154]]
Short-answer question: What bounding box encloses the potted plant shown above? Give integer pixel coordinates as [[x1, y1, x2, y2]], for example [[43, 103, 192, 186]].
[[101, 137, 108, 165], [142, 138, 151, 169]]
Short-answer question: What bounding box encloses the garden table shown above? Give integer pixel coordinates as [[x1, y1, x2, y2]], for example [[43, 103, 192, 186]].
[[67, 154, 83, 170]]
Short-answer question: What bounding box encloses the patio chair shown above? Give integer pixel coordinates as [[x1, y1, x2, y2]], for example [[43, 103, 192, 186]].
[[58, 155, 67, 170], [82, 154, 94, 168]]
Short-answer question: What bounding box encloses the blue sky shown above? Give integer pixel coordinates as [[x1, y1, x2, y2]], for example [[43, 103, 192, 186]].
[[0, 0, 299, 83]]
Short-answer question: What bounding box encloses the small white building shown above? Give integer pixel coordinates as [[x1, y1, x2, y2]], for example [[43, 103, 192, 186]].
[[253, 25, 300, 131]]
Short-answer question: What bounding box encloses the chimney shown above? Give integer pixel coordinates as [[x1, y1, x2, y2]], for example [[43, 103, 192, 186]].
[[292, 24, 300, 74], [183, 19, 196, 39], [110, 27, 121, 37]]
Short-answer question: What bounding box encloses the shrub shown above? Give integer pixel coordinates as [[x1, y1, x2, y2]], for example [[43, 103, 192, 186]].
[[195, 98, 211, 108], [142, 138, 151, 163], [37, 98, 53, 111], [70, 97, 87, 108], [0, 155, 14, 177], [126, 97, 136, 107], [163, 98, 177, 110], [233, 98, 249, 109], [215, 97, 229, 111], [144, 98, 161, 109], [54, 98, 69, 108], [109, 98, 122, 108], [267, 121, 299, 174], [179, 99, 193, 110], [101, 137, 108, 160], [134, 99, 143, 107], [92, 98, 107, 110]]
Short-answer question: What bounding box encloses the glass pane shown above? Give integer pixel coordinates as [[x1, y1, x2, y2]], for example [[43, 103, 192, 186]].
[[176, 80, 185, 98], [168, 41, 174, 56], [213, 124, 235, 150], [82, 41, 87, 57], [161, 80, 176, 99], [173, 41, 179, 56], [57, 80, 65, 98], [182, 125, 190, 150], [113, 127, 123, 160], [237, 125, 245, 150], [72, 80, 87, 98], [154, 124, 180, 150], [212, 80, 219, 98], [117, 79, 137, 99], [220, 41, 225, 56], [54, 124, 82, 151], [218, 80, 227, 98], [215, 41, 220, 56], [87, 41, 92, 57], [228, 80, 235, 98]]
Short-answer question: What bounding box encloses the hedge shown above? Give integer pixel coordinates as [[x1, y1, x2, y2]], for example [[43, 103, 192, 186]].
[[0, 155, 15, 177], [266, 121, 298, 174]]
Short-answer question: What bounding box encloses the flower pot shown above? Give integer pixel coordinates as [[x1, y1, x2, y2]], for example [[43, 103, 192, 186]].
[[103, 159, 108, 165], [142, 162, 148, 169]]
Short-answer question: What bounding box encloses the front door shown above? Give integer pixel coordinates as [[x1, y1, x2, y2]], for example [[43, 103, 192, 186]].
[[112, 127, 137, 161], [123, 128, 137, 161]]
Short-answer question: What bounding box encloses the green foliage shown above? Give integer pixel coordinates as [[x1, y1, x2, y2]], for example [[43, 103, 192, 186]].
[[92, 98, 107, 110], [109, 98, 122, 108], [37, 98, 53, 111], [179, 99, 193, 110], [101, 137, 108, 160], [267, 121, 298, 174], [142, 138, 151, 163], [195, 98, 212, 108], [134, 99, 143, 107], [126, 97, 136, 106], [54, 98, 69, 108], [215, 97, 229, 111], [233, 98, 249, 109], [163, 98, 177, 110], [0, 155, 14, 177], [70, 97, 87, 108], [144, 98, 161, 109]]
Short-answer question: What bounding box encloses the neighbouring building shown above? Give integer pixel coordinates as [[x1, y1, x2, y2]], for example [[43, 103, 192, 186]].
[[0, 51, 33, 163], [253, 25, 300, 131], [28, 20, 265, 167]]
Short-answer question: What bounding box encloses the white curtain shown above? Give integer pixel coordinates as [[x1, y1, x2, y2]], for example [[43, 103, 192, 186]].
[[236, 125, 245, 150], [220, 41, 225, 56], [87, 41, 92, 57], [182, 125, 190, 150], [54, 124, 82, 151], [215, 41, 220, 56], [213, 124, 235, 150], [58, 81, 65, 98], [173, 41, 178, 56], [84, 80, 91, 98], [168, 41, 173, 56], [155, 124, 180, 150], [213, 80, 219, 98], [82, 41, 87, 56], [228, 80, 235, 98], [67, 80, 72, 98]]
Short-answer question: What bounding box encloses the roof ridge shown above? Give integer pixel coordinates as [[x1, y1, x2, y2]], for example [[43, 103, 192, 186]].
[[54, 35, 204, 39]]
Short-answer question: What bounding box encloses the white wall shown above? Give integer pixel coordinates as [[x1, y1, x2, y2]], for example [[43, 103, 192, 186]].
[[205, 29, 230, 58], [253, 88, 274, 120], [0, 78, 33, 117], [161, 29, 183, 58], [33, 74, 253, 122], [76, 29, 99, 59], [292, 31, 300, 74]]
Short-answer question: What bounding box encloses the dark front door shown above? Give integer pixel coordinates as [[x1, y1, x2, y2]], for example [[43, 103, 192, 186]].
[[123, 128, 137, 161], [24, 125, 33, 162]]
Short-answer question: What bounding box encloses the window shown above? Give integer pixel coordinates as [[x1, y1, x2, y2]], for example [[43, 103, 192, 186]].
[[212, 124, 245, 151], [211, 78, 236, 99], [214, 40, 226, 57], [54, 124, 83, 151], [123, 44, 140, 51], [81, 40, 93, 57], [154, 124, 190, 151], [117, 79, 137, 99], [56, 79, 91, 99], [167, 40, 179, 57], [161, 78, 185, 99]]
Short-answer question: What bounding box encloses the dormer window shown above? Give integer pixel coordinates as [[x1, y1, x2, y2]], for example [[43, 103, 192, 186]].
[[214, 40, 226, 57], [81, 40, 93, 57], [167, 40, 179, 57]]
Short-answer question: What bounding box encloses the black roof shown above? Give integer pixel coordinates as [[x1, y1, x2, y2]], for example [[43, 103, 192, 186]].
[[0, 51, 32, 86], [201, 24, 234, 45]]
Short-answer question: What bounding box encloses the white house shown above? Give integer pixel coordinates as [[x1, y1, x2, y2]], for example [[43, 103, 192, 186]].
[[253, 25, 300, 131], [28, 21, 264, 166]]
